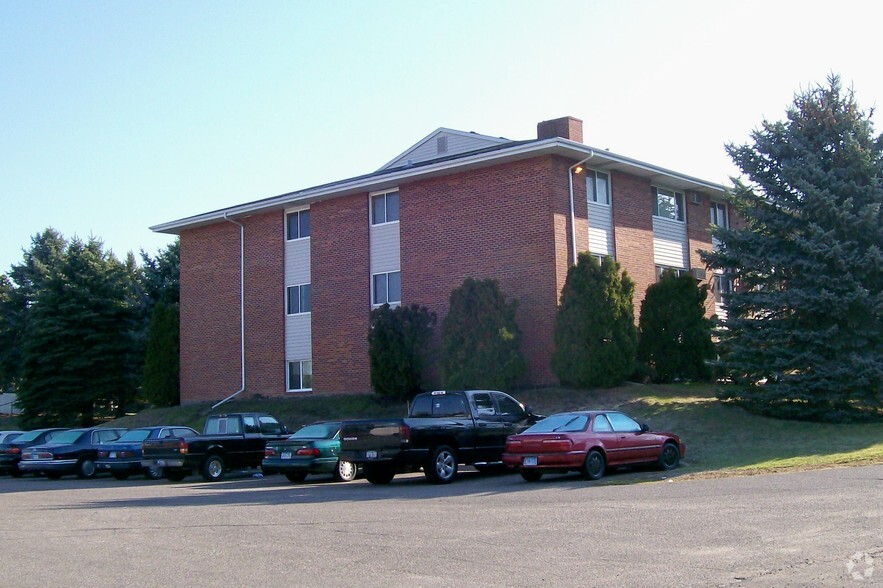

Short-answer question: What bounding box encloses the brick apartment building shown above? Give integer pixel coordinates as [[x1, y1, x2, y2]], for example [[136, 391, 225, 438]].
[[152, 116, 731, 404]]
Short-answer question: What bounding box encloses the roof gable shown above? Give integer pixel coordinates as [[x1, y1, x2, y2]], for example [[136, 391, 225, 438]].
[[378, 127, 510, 171]]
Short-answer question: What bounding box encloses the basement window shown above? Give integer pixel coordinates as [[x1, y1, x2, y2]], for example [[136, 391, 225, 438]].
[[372, 271, 401, 306], [287, 360, 313, 392]]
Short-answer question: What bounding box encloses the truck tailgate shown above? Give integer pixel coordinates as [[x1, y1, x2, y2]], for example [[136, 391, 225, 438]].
[[339, 420, 406, 460], [141, 439, 186, 459]]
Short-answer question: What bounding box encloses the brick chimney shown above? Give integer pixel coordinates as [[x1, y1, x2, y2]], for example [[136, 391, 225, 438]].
[[537, 116, 583, 142]]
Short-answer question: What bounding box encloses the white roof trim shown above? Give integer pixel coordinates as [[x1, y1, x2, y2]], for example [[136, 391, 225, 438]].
[[151, 138, 727, 234], [377, 127, 510, 171]]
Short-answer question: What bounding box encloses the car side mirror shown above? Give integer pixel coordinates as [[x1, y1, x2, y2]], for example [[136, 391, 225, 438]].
[[640, 423, 650, 433]]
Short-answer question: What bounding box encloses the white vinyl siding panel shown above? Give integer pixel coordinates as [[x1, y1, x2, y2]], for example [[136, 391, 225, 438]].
[[285, 314, 311, 359], [370, 222, 401, 274], [652, 217, 689, 269], [384, 132, 506, 169], [284, 219, 311, 364], [587, 202, 614, 256]]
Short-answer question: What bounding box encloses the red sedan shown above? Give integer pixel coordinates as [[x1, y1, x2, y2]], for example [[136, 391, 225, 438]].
[[502, 411, 685, 482]]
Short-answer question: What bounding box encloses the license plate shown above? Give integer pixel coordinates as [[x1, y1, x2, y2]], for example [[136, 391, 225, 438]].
[[157, 459, 166, 467], [523, 456, 538, 467], [109, 452, 117, 459], [366, 450, 378, 459], [281, 452, 292, 460]]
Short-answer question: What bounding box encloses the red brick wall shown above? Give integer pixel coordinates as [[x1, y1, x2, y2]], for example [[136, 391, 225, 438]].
[[311, 194, 372, 393], [686, 194, 717, 317], [179, 222, 243, 404], [242, 211, 285, 396], [401, 156, 571, 387], [179, 213, 285, 404], [610, 171, 656, 317]]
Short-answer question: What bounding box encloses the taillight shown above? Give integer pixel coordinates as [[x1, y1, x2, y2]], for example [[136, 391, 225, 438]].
[[9, 447, 20, 455], [399, 424, 411, 444], [119, 451, 131, 458], [296, 448, 320, 456], [97, 451, 108, 458], [505, 439, 522, 450], [264, 447, 277, 458], [541, 439, 573, 452], [178, 440, 188, 454]]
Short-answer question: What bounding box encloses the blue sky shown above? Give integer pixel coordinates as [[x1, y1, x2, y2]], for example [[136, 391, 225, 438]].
[[2, 1, 882, 272]]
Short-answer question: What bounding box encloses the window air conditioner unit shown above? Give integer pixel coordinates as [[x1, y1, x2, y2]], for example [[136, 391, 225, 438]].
[[690, 268, 707, 280]]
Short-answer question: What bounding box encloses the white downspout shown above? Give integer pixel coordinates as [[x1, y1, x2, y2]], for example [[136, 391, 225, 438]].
[[212, 213, 246, 410], [568, 152, 595, 265]]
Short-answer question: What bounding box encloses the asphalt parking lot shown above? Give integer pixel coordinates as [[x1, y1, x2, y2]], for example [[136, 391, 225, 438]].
[[0, 465, 880, 587]]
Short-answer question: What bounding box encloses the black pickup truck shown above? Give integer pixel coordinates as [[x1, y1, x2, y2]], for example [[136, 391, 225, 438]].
[[338, 389, 541, 485], [141, 413, 288, 481]]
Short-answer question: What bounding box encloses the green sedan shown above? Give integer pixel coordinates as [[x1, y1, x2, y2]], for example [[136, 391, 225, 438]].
[[263, 421, 357, 483]]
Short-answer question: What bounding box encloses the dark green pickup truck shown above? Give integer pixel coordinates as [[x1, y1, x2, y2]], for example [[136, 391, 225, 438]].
[[338, 390, 540, 485], [141, 413, 288, 481]]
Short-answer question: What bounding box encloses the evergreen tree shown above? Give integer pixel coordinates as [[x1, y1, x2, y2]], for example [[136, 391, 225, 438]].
[[0, 229, 67, 392], [368, 303, 436, 400], [440, 278, 526, 390], [143, 301, 180, 406], [140, 239, 180, 307], [18, 237, 139, 427], [702, 76, 883, 421], [552, 254, 637, 388], [637, 271, 714, 383]]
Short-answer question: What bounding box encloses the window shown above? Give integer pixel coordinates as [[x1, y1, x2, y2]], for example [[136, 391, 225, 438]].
[[714, 274, 734, 304], [286, 284, 311, 315], [606, 412, 642, 433], [587, 170, 610, 205], [242, 416, 258, 434], [655, 266, 688, 281], [286, 209, 310, 240], [592, 414, 613, 432], [710, 201, 729, 228], [472, 393, 496, 416], [493, 392, 525, 417], [287, 360, 313, 392], [653, 187, 685, 221], [431, 395, 469, 417], [371, 191, 400, 225], [372, 271, 401, 305], [259, 416, 283, 435]]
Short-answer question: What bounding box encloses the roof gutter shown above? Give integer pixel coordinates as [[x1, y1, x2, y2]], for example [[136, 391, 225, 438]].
[[212, 213, 246, 410], [568, 152, 595, 265]]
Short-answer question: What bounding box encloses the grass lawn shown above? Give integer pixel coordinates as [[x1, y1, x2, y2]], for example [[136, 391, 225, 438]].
[[107, 383, 883, 480]]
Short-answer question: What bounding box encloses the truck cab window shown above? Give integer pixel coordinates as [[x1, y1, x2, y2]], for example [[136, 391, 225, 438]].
[[471, 393, 496, 416]]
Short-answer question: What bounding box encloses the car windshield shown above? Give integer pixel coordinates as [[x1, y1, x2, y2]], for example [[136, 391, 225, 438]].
[[116, 429, 152, 443], [291, 423, 338, 440], [523, 414, 589, 434], [49, 431, 86, 444]]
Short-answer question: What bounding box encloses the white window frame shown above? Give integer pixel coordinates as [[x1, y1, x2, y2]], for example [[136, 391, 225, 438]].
[[710, 201, 729, 228], [655, 265, 689, 281], [370, 189, 400, 226], [371, 271, 401, 306], [286, 208, 311, 241], [653, 187, 685, 222], [586, 170, 611, 206], [714, 273, 734, 304], [286, 283, 311, 315], [287, 359, 313, 392]]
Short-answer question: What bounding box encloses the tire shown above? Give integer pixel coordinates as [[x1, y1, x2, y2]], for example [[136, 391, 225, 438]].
[[285, 471, 307, 483], [165, 469, 188, 482], [77, 458, 97, 480], [111, 471, 130, 481], [201, 454, 226, 482], [145, 466, 164, 480], [582, 449, 606, 481], [364, 463, 396, 485], [333, 459, 357, 482], [424, 445, 458, 484], [45, 471, 63, 480], [520, 470, 542, 482], [658, 442, 681, 471]]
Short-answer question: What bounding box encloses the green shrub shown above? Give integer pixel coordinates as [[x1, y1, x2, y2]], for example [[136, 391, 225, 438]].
[[369, 303, 436, 400]]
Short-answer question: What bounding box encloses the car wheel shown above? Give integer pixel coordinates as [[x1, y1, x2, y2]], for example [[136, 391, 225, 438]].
[[285, 471, 307, 483], [77, 458, 97, 479], [658, 442, 680, 471], [520, 470, 542, 482], [582, 449, 606, 481], [145, 466, 164, 480], [111, 471, 130, 481], [45, 471, 63, 480], [165, 470, 188, 482], [333, 459, 357, 482], [201, 455, 225, 482], [424, 445, 458, 484], [364, 463, 396, 485]]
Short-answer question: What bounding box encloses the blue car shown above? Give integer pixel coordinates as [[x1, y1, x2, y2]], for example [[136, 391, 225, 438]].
[[96, 426, 199, 480], [19, 428, 126, 479]]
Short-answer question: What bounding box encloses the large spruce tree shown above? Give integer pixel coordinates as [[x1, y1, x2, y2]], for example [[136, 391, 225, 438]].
[[552, 254, 637, 388], [702, 76, 883, 421]]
